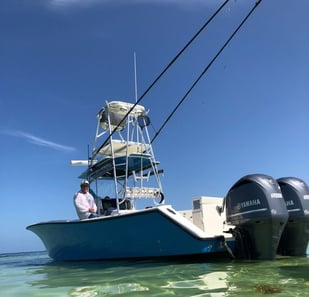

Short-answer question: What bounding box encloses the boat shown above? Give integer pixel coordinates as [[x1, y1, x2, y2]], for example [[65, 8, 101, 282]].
[[27, 100, 309, 261], [26, 1, 309, 261], [26, 101, 234, 261]]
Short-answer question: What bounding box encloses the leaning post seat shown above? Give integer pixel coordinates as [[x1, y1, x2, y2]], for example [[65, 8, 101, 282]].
[[101, 198, 132, 215], [225, 174, 289, 260], [277, 177, 309, 256]]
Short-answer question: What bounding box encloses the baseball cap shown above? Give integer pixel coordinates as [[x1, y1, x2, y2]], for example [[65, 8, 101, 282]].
[[80, 180, 89, 186]]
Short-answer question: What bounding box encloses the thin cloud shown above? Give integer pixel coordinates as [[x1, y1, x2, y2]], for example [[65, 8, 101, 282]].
[[4, 130, 76, 152], [49, 0, 222, 9]]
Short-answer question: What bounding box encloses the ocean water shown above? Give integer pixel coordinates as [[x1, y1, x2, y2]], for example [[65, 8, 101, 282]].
[[1, 251, 309, 297]]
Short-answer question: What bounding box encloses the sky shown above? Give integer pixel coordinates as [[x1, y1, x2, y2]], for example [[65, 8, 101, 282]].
[[0, 0, 308, 253]]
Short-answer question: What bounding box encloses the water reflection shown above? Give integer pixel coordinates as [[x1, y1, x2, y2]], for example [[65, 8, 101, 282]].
[[24, 256, 309, 297], [69, 283, 148, 297], [164, 271, 233, 297]]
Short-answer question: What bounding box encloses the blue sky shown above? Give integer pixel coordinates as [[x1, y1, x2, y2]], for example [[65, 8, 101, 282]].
[[0, 0, 308, 253]]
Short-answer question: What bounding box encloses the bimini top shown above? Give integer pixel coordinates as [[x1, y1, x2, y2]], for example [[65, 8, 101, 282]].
[[98, 101, 146, 131]]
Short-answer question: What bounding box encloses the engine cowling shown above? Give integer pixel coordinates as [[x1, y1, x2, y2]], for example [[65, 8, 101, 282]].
[[225, 174, 288, 260], [277, 177, 309, 256]]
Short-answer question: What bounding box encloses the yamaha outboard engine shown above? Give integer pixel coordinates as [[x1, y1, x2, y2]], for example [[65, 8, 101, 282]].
[[277, 177, 309, 256], [225, 174, 288, 260]]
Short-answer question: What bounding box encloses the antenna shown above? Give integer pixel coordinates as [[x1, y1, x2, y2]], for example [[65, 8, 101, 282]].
[[133, 52, 140, 143], [133, 51, 138, 103]]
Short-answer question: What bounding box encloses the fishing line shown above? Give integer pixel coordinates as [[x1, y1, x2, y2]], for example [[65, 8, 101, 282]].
[[92, 0, 231, 159], [151, 0, 262, 144]]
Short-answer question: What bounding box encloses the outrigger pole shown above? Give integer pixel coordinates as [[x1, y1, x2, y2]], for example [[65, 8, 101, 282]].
[[91, 0, 233, 161]]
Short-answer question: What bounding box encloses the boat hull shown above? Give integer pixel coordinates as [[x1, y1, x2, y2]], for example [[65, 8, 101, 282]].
[[27, 206, 233, 261]]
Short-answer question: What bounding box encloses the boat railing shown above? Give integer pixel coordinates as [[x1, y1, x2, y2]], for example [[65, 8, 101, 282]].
[[125, 187, 161, 199]]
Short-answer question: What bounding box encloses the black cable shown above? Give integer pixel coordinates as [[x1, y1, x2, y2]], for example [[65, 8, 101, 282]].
[[91, 0, 231, 160], [151, 0, 262, 144], [132, 0, 231, 107]]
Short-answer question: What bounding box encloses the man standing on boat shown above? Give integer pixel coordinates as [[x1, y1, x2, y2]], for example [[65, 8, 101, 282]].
[[73, 180, 98, 219]]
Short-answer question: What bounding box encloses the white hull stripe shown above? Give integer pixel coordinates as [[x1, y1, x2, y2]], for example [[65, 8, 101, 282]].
[[229, 208, 268, 218]]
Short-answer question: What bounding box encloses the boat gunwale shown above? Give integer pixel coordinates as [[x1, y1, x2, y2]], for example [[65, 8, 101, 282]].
[[26, 206, 227, 242]]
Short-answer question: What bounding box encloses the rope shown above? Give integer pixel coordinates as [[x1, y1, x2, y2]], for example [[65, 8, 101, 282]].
[[151, 0, 262, 144], [224, 239, 235, 259]]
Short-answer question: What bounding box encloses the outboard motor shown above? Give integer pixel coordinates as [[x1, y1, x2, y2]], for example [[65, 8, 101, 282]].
[[277, 177, 309, 256], [225, 174, 288, 260]]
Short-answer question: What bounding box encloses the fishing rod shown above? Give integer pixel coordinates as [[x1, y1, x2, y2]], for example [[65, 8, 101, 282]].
[[151, 0, 262, 144], [91, 0, 232, 161]]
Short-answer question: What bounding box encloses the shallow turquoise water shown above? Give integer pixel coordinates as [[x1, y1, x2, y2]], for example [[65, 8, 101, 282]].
[[1, 251, 309, 296]]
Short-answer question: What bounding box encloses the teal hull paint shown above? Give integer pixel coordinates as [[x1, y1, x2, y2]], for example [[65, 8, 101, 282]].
[[27, 208, 232, 261]]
